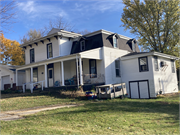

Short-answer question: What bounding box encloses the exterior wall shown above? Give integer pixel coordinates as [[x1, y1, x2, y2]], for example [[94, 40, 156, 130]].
[[54, 62, 61, 83], [152, 57, 178, 95], [121, 56, 155, 98], [103, 47, 129, 85], [60, 37, 73, 56], [0, 67, 14, 90]]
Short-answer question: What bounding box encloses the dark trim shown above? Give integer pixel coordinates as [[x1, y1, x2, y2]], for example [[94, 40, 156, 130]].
[[154, 56, 159, 71], [23, 46, 26, 49], [47, 38, 51, 42], [89, 59, 97, 78], [40, 40, 44, 44], [54, 36, 58, 40], [138, 56, 149, 72], [69, 37, 72, 41], [34, 42, 38, 46], [30, 48, 35, 63], [129, 80, 150, 99], [29, 44, 32, 48], [47, 43, 53, 59]]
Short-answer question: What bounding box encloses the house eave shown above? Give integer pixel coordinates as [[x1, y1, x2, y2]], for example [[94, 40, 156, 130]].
[[20, 31, 82, 48], [121, 52, 179, 61]]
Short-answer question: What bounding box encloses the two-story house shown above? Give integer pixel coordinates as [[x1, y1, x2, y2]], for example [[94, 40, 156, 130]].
[[15, 28, 178, 98]]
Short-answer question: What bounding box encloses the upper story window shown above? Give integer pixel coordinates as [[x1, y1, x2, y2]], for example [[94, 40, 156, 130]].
[[89, 59, 97, 78], [139, 56, 149, 72], [154, 56, 159, 71], [132, 41, 135, 52], [115, 60, 120, 77], [30, 48, 34, 63], [80, 40, 85, 51], [47, 43, 53, 58], [113, 36, 117, 48], [171, 60, 175, 73]]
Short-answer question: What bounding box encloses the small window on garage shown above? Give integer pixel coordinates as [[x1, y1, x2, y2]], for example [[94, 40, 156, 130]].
[[139, 56, 149, 72], [154, 56, 159, 71], [171, 60, 175, 73]]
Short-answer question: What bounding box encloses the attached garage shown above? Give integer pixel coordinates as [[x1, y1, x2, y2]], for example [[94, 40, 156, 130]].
[[1, 75, 10, 90], [129, 80, 150, 99]]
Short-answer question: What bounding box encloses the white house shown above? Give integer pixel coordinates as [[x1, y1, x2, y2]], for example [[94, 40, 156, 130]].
[[0, 64, 25, 90], [15, 28, 178, 98]]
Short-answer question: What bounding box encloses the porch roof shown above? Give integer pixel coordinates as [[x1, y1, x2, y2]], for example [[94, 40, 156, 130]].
[[16, 48, 102, 70]]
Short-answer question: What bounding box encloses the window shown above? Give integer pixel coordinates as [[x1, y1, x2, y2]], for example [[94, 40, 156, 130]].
[[47, 43, 53, 58], [89, 59, 97, 78], [33, 68, 38, 82], [49, 70, 53, 78], [139, 57, 149, 72], [132, 41, 135, 52], [154, 56, 159, 71], [80, 40, 85, 51], [30, 49, 34, 63], [115, 60, 120, 77], [113, 36, 117, 48], [171, 60, 175, 73]]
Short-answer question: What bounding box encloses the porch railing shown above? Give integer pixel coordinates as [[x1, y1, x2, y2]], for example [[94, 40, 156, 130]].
[[23, 80, 45, 93]]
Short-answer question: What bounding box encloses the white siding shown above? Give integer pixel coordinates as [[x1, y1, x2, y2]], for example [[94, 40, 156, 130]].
[[60, 37, 73, 56], [121, 56, 155, 98], [103, 47, 129, 85], [25, 69, 31, 89], [152, 57, 178, 95], [25, 37, 59, 65]]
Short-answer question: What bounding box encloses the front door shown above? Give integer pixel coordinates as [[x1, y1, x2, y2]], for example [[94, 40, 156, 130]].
[[48, 68, 53, 87]]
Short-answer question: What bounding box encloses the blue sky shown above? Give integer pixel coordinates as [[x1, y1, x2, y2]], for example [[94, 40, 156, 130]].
[[3, 0, 136, 43]]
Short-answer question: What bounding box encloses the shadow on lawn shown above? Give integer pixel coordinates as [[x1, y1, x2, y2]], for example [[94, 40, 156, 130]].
[[35, 100, 179, 121]]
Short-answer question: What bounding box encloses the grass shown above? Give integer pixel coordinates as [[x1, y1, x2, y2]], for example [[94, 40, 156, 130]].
[[1, 91, 179, 134]]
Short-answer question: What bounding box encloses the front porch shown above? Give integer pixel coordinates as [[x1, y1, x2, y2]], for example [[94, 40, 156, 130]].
[[16, 48, 105, 92]]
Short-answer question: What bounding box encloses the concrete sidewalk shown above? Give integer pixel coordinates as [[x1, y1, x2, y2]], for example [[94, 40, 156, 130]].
[[0, 104, 78, 121]]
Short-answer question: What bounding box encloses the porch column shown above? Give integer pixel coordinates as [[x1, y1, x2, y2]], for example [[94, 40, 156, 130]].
[[76, 56, 79, 86], [16, 70, 18, 86], [61, 61, 65, 86], [30, 67, 33, 82], [44, 64, 48, 88], [79, 57, 83, 85]]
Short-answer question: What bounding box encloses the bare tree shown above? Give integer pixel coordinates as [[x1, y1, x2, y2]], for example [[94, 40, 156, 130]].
[[41, 17, 75, 36], [0, 0, 17, 33]]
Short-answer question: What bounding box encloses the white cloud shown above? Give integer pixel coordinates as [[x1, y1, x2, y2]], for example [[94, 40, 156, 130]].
[[17, 0, 68, 19]]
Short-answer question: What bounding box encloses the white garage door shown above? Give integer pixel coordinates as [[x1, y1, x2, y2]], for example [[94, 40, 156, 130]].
[[2, 75, 10, 90], [130, 82, 139, 98], [129, 80, 149, 99], [139, 81, 149, 98]]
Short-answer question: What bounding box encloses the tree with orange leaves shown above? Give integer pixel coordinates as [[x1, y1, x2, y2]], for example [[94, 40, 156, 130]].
[[0, 33, 24, 65]]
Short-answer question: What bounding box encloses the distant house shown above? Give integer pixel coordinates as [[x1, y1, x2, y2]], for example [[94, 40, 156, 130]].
[[0, 64, 25, 90], [15, 28, 178, 98]]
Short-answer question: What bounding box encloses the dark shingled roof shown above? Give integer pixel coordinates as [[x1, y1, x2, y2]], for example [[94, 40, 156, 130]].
[[122, 52, 149, 57], [70, 33, 140, 54]]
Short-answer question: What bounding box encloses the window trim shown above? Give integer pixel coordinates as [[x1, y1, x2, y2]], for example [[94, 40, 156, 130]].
[[115, 60, 121, 77], [80, 40, 85, 51], [154, 56, 159, 71], [89, 59, 97, 78], [47, 43, 53, 59], [171, 60, 175, 73], [138, 56, 149, 72], [30, 48, 35, 63], [113, 36, 118, 48], [33, 67, 38, 82]]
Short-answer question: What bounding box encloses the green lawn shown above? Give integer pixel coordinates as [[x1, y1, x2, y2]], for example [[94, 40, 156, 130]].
[[1, 91, 179, 134]]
